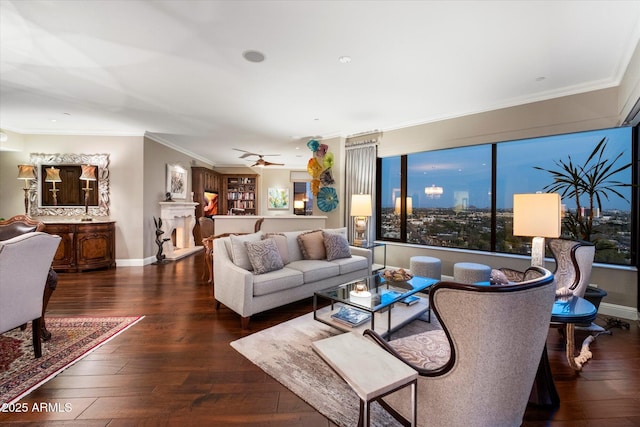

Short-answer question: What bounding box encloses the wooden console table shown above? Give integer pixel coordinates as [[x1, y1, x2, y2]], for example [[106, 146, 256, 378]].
[[44, 220, 116, 272]]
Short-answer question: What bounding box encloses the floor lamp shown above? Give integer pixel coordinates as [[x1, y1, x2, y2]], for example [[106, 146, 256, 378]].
[[351, 194, 372, 247], [513, 193, 562, 268], [17, 164, 35, 215]]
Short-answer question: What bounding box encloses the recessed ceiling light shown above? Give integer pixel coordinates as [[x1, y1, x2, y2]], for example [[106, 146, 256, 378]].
[[243, 50, 265, 63], [339, 56, 351, 64], [50, 119, 57, 123]]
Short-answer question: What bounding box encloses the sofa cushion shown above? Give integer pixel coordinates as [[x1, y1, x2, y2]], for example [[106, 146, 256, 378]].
[[298, 230, 326, 260], [329, 255, 369, 275], [287, 259, 340, 283], [253, 267, 304, 296], [323, 231, 351, 261], [230, 232, 262, 270], [245, 238, 284, 274], [263, 233, 290, 265]]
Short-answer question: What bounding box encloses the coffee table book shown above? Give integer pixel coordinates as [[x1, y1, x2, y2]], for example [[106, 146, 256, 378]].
[[330, 306, 371, 327]]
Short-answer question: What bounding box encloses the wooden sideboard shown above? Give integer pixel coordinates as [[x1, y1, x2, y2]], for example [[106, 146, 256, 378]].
[[44, 220, 116, 272]]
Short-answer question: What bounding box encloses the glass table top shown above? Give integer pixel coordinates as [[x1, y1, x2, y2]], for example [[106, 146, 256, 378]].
[[315, 274, 438, 313]]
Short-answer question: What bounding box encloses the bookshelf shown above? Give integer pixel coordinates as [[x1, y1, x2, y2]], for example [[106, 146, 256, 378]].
[[225, 175, 257, 215]]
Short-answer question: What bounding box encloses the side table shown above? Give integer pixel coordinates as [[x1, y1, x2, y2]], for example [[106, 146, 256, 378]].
[[313, 332, 418, 426], [354, 242, 386, 272]]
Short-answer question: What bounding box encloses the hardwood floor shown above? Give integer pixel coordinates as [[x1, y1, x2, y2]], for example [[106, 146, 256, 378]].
[[1, 252, 639, 426]]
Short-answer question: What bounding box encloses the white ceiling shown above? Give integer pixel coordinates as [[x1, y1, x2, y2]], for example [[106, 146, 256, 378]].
[[1, 0, 639, 169]]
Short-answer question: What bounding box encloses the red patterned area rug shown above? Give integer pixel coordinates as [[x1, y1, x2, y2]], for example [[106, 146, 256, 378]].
[[0, 316, 143, 405]]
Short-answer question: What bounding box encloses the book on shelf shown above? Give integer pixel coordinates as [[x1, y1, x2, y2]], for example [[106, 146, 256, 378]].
[[402, 295, 420, 306], [331, 306, 371, 327]]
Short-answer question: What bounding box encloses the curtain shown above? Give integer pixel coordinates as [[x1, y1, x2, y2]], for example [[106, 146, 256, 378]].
[[345, 133, 379, 245]]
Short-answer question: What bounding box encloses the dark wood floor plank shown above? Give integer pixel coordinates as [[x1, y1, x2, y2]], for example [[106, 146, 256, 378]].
[[1, 252, 638, 425]]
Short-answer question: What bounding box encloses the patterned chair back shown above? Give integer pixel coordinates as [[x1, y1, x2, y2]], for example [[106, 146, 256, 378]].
[[547, 238, 595, 297]]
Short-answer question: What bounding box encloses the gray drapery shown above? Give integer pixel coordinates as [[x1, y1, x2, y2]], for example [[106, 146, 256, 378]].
[[344, 133, 379, 244]]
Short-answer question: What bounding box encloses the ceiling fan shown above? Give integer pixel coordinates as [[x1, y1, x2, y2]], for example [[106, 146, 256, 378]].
[[233, 148, 284, 167]]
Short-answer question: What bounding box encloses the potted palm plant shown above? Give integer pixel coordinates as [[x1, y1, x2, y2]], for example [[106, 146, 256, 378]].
[[534, 137, 632, 243]]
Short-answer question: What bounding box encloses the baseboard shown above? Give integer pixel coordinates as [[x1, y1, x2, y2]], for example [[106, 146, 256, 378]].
[[115, 257, 152, 267], [597, 302, 638, 321]]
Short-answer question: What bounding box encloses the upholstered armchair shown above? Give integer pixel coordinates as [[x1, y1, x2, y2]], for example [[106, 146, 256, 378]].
[[0, 215, 59, 340], [364, 267, 556, 427], [0, 232, 61, 358]]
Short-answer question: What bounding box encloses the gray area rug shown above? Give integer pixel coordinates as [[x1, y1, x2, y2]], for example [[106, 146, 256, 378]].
[[230, 311, 441, 427]]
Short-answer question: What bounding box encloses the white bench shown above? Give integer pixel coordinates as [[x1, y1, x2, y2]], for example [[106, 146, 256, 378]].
[[312, 332, 418, 426]]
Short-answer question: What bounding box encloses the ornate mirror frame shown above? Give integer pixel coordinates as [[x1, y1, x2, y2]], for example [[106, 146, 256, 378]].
[[29, 153, 110, 217]]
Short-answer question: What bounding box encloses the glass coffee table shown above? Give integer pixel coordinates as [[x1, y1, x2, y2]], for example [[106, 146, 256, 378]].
[[313, 274, 437, 339]]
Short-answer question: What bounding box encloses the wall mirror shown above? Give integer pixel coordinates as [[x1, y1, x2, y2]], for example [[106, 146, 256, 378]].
[[29, 153, 110, 216]]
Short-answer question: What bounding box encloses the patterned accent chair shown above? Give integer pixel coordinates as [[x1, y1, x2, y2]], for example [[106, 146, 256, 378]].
[[0, 215, 59, 340], [364, 267, 555, 427], [0, 232, 61, 357]]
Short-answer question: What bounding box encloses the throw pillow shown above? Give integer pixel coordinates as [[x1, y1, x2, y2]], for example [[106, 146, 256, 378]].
[[489, 269, 509, 285], [245, 238, 284, 274], [323, 227, 348, 239], [229, 232, 262, 270], [297, 230, 326, 260], [323, 231, 352, 261], [263, 233, 289, 264]]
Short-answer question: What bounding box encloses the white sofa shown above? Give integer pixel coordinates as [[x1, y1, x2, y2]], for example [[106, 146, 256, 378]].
[[213, 228, 372, 328]]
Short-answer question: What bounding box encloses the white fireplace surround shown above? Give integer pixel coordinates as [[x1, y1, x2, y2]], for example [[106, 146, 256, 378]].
[[159, 201, 202, 260]]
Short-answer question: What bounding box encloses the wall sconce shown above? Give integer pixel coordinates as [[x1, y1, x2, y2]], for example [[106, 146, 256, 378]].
[[425, 184, 443, 198], [513, 193, 561, 268], [394, 197, 413, 215], [17, 164, 35, 215], [350, 194, 372, 246], [79, 164, 97, 221], [45, 166, 62, 206]]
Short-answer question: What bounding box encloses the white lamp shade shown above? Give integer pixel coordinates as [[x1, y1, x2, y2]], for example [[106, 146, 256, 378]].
[[513, 193, 561, 238], [351, 194, 372, 217]]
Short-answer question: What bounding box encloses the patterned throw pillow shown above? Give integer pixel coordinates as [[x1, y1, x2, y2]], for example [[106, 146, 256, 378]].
[[322, 231, 351, 261], [263, 233, 290, 264], [245, 238, 284, 274], [489, 269, 509, 285], [297, 230, 326, 260]]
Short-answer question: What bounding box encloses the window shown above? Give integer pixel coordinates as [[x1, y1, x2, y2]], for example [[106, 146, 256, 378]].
[[406, 146, 492, 250], [379, 156, 402, 240], [379, 126, 636, 265]]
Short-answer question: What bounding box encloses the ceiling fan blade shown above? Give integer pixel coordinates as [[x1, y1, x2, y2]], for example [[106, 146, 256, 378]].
[[233, 148, 259, 159], [264, 161, 284, 166]]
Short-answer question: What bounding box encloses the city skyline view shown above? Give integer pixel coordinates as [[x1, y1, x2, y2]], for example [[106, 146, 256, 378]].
[[381, 126, 632, 211]]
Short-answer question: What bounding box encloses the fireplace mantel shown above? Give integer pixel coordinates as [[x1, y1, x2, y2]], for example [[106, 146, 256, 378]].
[[159, 201, 202, 260]]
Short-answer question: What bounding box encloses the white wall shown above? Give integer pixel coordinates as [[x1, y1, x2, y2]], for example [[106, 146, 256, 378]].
[[0, 134, 144, 261]]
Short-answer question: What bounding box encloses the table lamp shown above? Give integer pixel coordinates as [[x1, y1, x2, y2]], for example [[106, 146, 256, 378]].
[[79, 165, 96, 221], [17, 164, 36, 215], [45, 166, 62, 206], [351, 194, 372, 246], [513, 193, 561, 268]]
